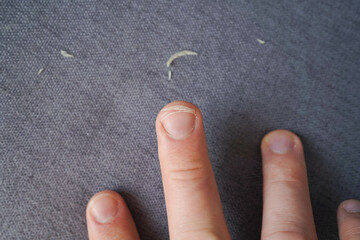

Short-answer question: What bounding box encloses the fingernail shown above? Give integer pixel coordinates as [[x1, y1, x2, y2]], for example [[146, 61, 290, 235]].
[[342, 200, 360, 213], [160, 106, 196, 140], [267, 131, 295, 154], [91, 194, 119, 224]]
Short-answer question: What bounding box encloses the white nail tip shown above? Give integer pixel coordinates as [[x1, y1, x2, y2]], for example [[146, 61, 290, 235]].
[[160, 105, 196, 122], [161, 105, 195, 113]]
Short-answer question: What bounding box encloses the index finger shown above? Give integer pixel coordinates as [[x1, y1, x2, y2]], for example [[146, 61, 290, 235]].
[[156, 101, 231, 240]]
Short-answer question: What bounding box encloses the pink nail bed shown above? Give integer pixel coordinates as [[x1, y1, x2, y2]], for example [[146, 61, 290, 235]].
[[268, 132, 295, 154]]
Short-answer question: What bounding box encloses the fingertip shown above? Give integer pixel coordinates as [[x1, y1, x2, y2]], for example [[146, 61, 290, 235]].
[[261, 129, 303, 154], [156, 101, 202, 125], [87, 190, 123, 206], [156, 101, 204, 141], [86, 190, 125, 224], [337, 199, 360, 240], [338, 199, 360, 214], [86, 191, 140, 240]]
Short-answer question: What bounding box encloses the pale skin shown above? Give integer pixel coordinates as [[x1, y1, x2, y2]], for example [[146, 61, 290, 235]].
[[86, 101, 360, 240]]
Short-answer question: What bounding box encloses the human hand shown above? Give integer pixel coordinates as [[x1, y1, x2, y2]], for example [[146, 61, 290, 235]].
[[86, 101, 360, 240]]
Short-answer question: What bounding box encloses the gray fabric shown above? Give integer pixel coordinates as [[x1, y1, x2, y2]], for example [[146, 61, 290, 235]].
[[1, 0, 359, 239]]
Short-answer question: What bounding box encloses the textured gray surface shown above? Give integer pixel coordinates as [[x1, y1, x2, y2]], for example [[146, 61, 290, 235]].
[[1, 1, 360, 239]]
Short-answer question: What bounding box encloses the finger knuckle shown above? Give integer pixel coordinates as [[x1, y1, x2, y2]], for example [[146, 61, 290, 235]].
[[174, 230, 222, 240], [262, 218, 308, 240], [262, 230, 307, 240], [169, 162, 209, 183], [267, 161, 303, 183]]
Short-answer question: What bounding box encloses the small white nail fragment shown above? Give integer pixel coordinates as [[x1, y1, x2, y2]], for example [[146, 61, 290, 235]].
[[168, 70, 172, 80], [257, 39, 265, 44], [61, 50, 74, 58], [166, 50, 198, 67], [160, 105, 196, 122], [38, 68, 44, 75]]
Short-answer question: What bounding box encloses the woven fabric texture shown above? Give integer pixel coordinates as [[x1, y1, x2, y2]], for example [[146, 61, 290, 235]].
[[1, 1, 359, 239]]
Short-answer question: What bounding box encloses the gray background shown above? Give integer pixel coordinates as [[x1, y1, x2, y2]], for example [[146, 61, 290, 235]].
[[1, 0, 359, 239]]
